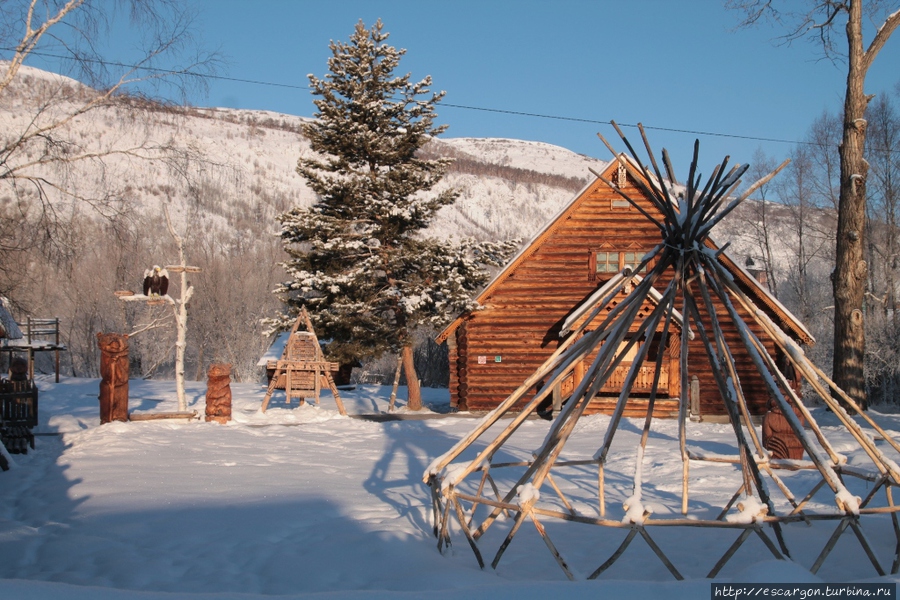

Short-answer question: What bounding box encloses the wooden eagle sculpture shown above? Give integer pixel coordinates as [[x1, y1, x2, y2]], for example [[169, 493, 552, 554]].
[[142, 265, 169, 297]]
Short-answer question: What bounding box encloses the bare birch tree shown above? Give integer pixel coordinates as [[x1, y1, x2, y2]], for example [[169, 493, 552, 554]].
[[776, 144, 837, 324], [862, 93, 900, 402], [0, 0, 217, 291], [745, 148, 782, 297]]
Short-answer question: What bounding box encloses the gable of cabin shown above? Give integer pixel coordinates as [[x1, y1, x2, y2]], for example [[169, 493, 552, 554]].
[[442, 160, 811, 419]]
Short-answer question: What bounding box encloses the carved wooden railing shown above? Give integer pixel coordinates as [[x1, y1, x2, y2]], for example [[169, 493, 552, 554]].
[[601, 363, 669, 393]]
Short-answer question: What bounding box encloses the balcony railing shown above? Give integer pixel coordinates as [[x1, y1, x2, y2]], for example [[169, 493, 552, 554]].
[[601, 363, 669, 393]]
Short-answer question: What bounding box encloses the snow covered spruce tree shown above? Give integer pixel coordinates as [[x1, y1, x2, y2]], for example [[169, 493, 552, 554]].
[[275, 19, 514, 410]]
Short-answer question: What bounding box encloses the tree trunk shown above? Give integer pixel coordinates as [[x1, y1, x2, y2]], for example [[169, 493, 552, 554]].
[[832, 0, 870, 410], [402, 344, 422, 411]]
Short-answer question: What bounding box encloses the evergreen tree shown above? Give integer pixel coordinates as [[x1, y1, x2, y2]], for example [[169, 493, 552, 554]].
[[276, 20, 514, 409]]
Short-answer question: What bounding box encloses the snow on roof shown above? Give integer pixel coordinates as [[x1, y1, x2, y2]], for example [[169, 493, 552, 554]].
[[257, 331, 290, 366], [0, 297, 23, 340]]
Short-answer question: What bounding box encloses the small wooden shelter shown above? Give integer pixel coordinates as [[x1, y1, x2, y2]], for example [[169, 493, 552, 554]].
[[437, 154, 812, 419], [0, 299, 39, 462], [1, 297, 65, 383], [261, 308, 345, 415]]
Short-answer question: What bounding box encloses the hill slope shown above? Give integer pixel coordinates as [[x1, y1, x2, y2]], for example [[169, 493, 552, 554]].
[[0, 63, 604, 243]]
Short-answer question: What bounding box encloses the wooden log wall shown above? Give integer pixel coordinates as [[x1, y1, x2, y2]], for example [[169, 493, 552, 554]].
[[458, 177, 661, 413], [452, 171, 804, 418], [447, 331, 461, 410], [683, 280, 783, 417]]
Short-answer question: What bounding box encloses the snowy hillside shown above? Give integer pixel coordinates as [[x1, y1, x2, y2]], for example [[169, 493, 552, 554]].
[[0, 63, 602, 245], [1, 63, 812, 269]]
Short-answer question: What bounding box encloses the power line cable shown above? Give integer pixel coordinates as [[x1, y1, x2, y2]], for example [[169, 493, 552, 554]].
[[440, 103, 803, 146], [6, 48, 894, 154], [4, 48, 804, 147]]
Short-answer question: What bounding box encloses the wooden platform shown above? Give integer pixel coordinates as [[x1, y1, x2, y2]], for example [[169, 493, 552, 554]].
[[129, 411, 198, 421], [583, 396, 681, 418], [464, 394, 682, 419]]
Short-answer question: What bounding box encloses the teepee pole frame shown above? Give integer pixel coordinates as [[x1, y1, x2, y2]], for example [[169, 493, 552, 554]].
[[425, 124, 900, 580]]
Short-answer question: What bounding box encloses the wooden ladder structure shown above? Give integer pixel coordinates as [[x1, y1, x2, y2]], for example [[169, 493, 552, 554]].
[[260, 308, 345, 415]]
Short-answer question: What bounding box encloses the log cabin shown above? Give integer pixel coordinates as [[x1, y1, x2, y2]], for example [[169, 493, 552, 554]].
[[437, 158, 813, 420]]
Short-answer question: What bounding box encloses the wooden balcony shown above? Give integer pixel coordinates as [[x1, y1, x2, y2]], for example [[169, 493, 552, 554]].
[[601, 363, 669, 394], [562, 363, 670, 397]]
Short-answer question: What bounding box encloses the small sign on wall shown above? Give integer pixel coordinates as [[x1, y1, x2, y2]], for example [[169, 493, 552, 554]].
[[477, 355, 487, 364], [495, 356, 502, 363]]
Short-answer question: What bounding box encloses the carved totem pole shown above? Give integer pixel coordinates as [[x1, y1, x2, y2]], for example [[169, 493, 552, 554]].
[[205, 363, 232, 424], [97, 333, 130, 423]]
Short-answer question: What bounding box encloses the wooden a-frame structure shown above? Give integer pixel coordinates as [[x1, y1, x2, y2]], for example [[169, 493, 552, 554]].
[[424, 124, 900, 580], [261, 308, 345, 415]]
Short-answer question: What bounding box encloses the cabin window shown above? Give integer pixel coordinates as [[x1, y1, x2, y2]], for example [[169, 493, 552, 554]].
[[589, 246, 648, 280], [594, 251, 619, 274], [623, 251, 640, 272]]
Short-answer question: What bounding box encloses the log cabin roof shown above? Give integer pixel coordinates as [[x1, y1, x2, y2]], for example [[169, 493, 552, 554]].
[[437, 156, 815, 347]]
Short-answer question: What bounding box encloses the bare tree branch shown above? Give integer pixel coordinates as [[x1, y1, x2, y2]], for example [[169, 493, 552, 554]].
[[863, 7, 900, 71]]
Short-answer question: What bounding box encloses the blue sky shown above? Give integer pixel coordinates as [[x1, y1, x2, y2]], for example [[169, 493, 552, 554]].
[[22, 0, 900, 173]]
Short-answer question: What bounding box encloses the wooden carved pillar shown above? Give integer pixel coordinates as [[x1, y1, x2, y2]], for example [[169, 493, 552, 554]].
[[97, 333, 129, 423], [574, 358, 586, 394], [763, 349, 806, 460], [667, 332, 681, 399], [205, 363, 232, 424]]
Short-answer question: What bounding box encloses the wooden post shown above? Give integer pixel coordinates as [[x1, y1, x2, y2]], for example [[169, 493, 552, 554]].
[[388, 355, 402, 412], [54, 317, 60, 383], [26, 317, 33, 380], [163, 206, 199, 413], [689, 376, 700, 421]]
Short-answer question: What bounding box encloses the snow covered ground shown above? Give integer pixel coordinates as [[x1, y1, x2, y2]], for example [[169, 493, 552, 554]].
[[2, 377, 899, 599]]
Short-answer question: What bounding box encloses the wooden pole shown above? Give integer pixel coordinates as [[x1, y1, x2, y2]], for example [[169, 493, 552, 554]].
[[451, 496, 485, 569], [707, 529, 754, 578], [388, 355, 402, 412], [162, 206, 199, 413], [473, 274, 671, 540], [529, 510, 574, 580], [54, 317, 60, 383], [679, 278, 691, 515], [718, 267, 899, 484], [424, 269, 640, 483], [588, 527, 638, 579]]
